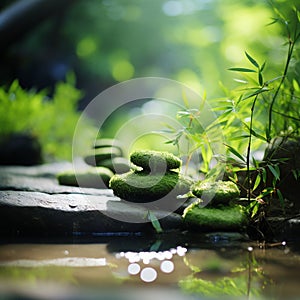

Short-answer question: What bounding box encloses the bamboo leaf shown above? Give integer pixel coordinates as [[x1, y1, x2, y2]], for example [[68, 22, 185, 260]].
[[292, 169, 300, 180], [182, 90, 190, 108], [277, 189, 284, 208], [229, 135, 250, 141], [242, 87, 269, 100], [228, 67, 256, 73], [225, 144, 246, 162], [248, 200, 260, 218], [245, 52, 259, 68], [258, 72, 264, 86], [260, 61, 266, 72], [262, 167, 267, 184], [252, 156, 259, 168], [268, 165, 280, 181], [234, 78, 248, 84], [257, 187, 274, 198], [252, 174, 261, 192], [265, 76, 283, 85]]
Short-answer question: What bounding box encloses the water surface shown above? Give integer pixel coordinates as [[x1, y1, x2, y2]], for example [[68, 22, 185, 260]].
[[0, 233, 299, 300]]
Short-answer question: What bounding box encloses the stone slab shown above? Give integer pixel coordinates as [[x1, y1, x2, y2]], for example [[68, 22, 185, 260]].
[[0, 162, 183, 236]]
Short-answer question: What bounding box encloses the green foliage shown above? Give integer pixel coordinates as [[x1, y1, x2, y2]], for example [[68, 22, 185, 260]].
[[163, 2, 300, 220], [0, 76, 96, 161]]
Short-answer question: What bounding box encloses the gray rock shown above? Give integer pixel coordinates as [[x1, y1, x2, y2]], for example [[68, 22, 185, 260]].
[[0, 191, 182, 236], [0, 163, 183, 236]]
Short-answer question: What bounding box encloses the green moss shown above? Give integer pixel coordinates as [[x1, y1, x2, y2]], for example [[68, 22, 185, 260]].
[[84, 146, 122, 166], [183, 201, 249, 231], [109, 170, 192, 203], [130, 150, 181, 172], [57, 167, 114, 188], [192, 180, 240, 205]]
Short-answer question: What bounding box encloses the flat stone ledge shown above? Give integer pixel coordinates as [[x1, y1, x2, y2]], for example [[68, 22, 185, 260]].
[[0, 162, 183, 236], [0, 190, 183, 236]]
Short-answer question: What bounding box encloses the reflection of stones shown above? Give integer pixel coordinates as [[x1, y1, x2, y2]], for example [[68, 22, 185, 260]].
[[184, 180, 249, 232], [109, 150, 192, 203], [192, 180, 240, 206], [57, 167, 114, 188], [0, 133, 42, 166]]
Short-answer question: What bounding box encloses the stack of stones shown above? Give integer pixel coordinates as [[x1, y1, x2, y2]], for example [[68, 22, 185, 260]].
[[183, 180, 249, 232], [57, 138, 130, 189], [84, 138, 130, 174], [109, 150, 192, 203]]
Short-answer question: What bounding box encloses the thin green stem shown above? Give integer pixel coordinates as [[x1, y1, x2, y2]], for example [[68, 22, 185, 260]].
[[267, 19, 299, 141], [247, 94, 259, 203]]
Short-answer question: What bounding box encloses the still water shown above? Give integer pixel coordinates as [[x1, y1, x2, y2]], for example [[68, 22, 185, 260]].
[[0, 233, 299, 300]]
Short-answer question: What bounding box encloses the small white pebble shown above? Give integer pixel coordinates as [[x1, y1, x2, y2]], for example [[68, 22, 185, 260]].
[[64, 250, 69, 255]]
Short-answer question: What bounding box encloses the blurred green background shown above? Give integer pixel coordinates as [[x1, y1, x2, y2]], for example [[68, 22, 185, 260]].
[[0, 0, 298, 162]]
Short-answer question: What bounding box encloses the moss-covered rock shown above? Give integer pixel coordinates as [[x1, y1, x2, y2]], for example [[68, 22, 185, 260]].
[[183, 201, 249, 232], [93, 138, 124, 154], [109, 170, 192, 203], [192, 180, 240, 205], [84, 147, 122, 166], [57, 167, 114, 188], [101, 157, 131, 174], [130, 150, 181, 173]]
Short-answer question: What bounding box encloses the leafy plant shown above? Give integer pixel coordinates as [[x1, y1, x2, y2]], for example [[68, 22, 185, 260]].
[[0, 75, 96, 161], [164, 3, 300, 224]]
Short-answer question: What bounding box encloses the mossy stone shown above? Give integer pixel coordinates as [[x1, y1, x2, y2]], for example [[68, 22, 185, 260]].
[[130, 150, 181, 173], [109, 170, 192, 203], [183, 201, 249, 232], [84, 147, 122, 166], [93, 138, 124, 154], [101, 157, 131, 174], [192, 180, 240, 205], [57, 167, 114, 188]]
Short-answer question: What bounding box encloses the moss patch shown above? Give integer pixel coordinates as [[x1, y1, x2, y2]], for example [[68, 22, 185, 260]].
[[57, 167, 114, 188], [130, 150, 181, 173], [183, 201, 249, 232], [109, 170, 191, 203], [192, 180, 240, 205]]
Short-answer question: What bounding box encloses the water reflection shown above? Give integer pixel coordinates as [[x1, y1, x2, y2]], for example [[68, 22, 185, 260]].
[[0, 235, 299, 299], [116, 245, 187, 283], [140, 267, 157, 282]]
